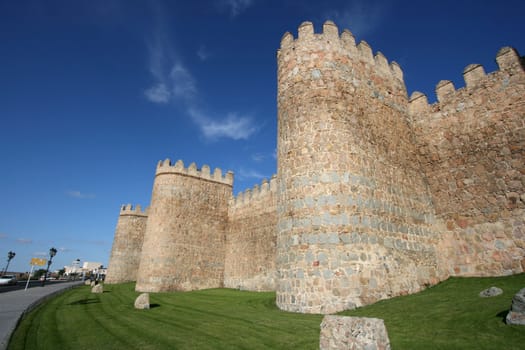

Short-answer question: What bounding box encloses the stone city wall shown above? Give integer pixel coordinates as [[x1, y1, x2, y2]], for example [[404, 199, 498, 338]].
[[105, 204, 147, 284], [409, 47, 525, 276], [276, 21, 445, 314], [106, 20, 524, 315], [135, 160, 233, 292], [225, 176, 278, 291]]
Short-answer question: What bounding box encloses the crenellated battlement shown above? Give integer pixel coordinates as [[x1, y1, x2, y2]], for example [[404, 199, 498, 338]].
[[120, 204, 148, 217], [109, 20, 524, 314], [279, 21, 405, 86], [408, 46, 524, 116], [155, 158, 234, 186], [231, 175, 278, 208]]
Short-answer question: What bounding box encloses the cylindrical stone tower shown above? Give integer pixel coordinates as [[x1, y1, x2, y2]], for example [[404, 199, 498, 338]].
[[135, 159, 233, 292], [105, 204, 147, 284], [276, 21, 443, 314]]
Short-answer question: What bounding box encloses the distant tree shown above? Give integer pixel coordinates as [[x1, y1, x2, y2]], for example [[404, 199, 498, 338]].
[[57, 268, 66, 278], [34, 269, 47, 279]]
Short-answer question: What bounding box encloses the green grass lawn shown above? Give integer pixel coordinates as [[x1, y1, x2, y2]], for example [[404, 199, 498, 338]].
[[8, 274, 525, 350]]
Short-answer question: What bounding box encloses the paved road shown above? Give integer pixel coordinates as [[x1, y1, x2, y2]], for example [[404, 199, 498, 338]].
[[0, 280, 80, 294], [0, 280, 83, 350]]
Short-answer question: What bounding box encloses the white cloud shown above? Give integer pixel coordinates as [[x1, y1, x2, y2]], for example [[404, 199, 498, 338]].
[[238, 168, 267, 180], [221, 0, 254, 17], [17, 238, 33, 244], [251, 153, 265, 162], [170, 63, 197, 99], [34, 251, 48, 257], [144, 7, 257, 141], [197, 45, 210, 61], [67, 190, 96, 199], [189, 109, 257, 140], [86, 240, 107, 246], [144, 83, 170, 103], [324, 0, 387, 37]]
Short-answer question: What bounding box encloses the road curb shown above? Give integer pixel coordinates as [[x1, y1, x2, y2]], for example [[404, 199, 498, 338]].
[[0, 282, 84, 350]]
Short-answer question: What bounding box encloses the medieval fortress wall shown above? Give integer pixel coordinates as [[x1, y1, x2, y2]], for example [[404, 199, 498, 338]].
[[106, 21, 524, 314], [409, 46, 525, 277], [276, 21, 447, 314], [135, 160, 233, 292], [105, 204, 147, 284], [225, 176, 278, 291]]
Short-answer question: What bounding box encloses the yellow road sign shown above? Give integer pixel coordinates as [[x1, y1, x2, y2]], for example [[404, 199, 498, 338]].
[[30, 258, 47, 266]]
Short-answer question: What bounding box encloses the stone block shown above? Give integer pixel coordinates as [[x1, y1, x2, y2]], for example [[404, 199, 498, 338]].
[[479, 286, 503, 297], [506, 288, 525, 325], [320, 315, 391, 350], [91, 284, 103, 294], [134, 293, 150, 310]]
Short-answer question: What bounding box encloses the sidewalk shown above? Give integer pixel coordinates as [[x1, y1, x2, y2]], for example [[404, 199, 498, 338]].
[[0, 281, 83, 350]]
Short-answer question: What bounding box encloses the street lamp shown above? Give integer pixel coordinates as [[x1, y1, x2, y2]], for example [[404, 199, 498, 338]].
[[2, 251, 16, 275], [41, 247, 57, 287]]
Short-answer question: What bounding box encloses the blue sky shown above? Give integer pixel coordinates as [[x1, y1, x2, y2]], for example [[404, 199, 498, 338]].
[[1, 0, 524, 273]]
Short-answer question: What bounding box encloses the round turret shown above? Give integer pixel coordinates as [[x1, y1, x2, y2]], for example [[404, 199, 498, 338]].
[[105, 204, 148, 284], [276, 21, 439, 314], [135, 159, 233, 292]]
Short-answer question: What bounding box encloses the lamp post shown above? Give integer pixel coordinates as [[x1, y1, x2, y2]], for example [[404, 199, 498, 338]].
[[2, 251, 16, 276], [41, 247, 57, 287]]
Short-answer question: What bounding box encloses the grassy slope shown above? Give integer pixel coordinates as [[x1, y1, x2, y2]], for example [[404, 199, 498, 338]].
[[8, 284, 322, 350], [340, 274, 525, 349], [9, 274, 525, 350]]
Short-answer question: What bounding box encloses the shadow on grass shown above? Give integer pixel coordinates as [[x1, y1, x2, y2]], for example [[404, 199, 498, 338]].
[[150, 303, 160, 308], [497, 310, 510, 324], [68, 299, 100, 306]]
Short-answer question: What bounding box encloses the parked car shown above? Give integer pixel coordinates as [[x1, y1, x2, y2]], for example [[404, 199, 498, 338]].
[[0, 275, 17, 285], [39, 275, 56, 281]]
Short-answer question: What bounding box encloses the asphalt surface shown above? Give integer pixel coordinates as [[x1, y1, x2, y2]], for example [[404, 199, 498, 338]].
[[0, 280, 83, 350], [0, 280, 52, 294]]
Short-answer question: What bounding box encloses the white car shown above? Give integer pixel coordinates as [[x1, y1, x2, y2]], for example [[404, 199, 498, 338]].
[[0, 275, 17, 285]]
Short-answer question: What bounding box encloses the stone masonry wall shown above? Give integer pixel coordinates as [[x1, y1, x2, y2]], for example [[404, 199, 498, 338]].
[[409, 47, 525, 276], [135, 160, 233, 292], [107, 20, 523, 316], [105, 204, 147, 284], [276, 21, 445, 314], [224, 176, 278, 291]]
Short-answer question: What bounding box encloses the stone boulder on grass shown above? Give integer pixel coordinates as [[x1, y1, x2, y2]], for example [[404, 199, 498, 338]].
[[134, 293, 150, 310], [506, 288, 525, 326]]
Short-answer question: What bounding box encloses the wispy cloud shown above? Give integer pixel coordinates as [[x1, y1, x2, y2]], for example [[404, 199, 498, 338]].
[[144, 83, 170, 103], [59, 237, 108, 247], [238, 167, 267, 180], [188, 109, 258, 140], [251, 153, 266, 162], [86, 239, 107, 246], [324, 0, 388, 37], [220, 0, 254, 17], [0, 232, 7, 239], [17, 238, 33, 244], [34, 251, 48, 257], [67, 190, 96, 199], [197, 45, 210, 61], [59, 247, 72, 253], [144, 9, 258, 141], [170, 63, 197, 99], [145, 61, 196, 103]]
